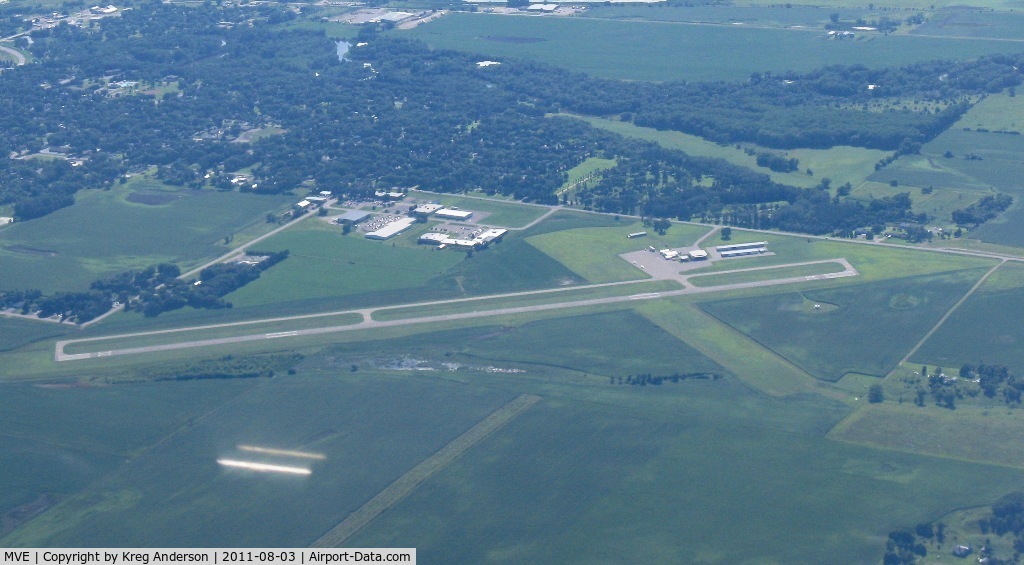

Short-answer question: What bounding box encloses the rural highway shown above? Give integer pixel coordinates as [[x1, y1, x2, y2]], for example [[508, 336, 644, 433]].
[[55, 258, 857, 361]]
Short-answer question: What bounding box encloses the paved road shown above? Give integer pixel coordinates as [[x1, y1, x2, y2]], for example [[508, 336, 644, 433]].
[[0, 45, 26, 66], [55, 258, 858, 361]]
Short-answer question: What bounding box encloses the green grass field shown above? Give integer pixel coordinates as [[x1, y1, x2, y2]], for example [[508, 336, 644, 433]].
[[570, 114, 887, 189], [584, 4, 878, 28], [400, 13, 1020, 82], [0, 183, 293, 293], [830, 401, 1024, 469], [868, 154, 992, 192], [527, 221, 710, 283], [688, 260, 848, 287], [951, 93, 1024, 134], [0, 317, 73, 353], [700, 268, 989, 381], [849, 180, 984, 224]]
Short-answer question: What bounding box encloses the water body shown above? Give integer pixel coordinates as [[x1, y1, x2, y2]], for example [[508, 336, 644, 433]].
[[336, 41, 351, 62]]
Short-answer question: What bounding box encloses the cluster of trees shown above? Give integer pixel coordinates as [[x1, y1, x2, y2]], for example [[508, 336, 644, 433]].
[[952, 194, 1014, 227], [611, 372, 721, 386], [755, 151, 799, 173], [5, 3, 1019, 239], [884, 528, 929, 564], [131, 251, 288, 316], [143, 353, 304, 383], [960, 363, 1024, 404], [0, 251, 286, 322]]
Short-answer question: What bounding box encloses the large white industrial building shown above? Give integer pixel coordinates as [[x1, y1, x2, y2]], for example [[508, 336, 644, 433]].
[[365, 217, 417, 240]]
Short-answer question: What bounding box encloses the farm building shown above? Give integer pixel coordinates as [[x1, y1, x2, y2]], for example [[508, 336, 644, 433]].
[[435, 208, 474, 220], [413, 203, 444, 216], [336, 210, 371, 224], [716, 241, 767, 252], [688, 249, 709, 261], [365, 217, 416, 240]]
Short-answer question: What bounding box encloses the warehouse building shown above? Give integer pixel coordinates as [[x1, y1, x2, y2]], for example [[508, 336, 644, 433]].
[[365, 217, 417, 240], [336, 210, 371, 225], [716, 241, 767, 253], [413, 203, 444, 216], [435, 208, 474, 220]]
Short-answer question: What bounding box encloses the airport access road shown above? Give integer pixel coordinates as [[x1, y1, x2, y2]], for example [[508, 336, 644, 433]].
[[54, 258, 857, 362]]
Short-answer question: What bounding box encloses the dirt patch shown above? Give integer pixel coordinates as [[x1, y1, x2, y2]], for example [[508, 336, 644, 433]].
[[126, 191, 180, 205], [1, 493, 62, 537], [4, 244, 59, 256], [482, 35, 547, 44]]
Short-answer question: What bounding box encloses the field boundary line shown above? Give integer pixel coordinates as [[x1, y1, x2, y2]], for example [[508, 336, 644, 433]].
[[310, 394, 542, 548], [898, 259, 1006, 367]]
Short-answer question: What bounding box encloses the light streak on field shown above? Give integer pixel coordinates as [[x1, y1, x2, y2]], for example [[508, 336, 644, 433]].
[[217, 459, 312, 475], [237, 445, 327, 460]]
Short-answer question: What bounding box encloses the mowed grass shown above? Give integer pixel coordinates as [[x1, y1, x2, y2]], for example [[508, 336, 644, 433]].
[[407, 190, 548, 228], [951, 93, 1024, 134], [371, 279, 681, 322], [0, 184, 293, 292], [401, 13, 1019, 82], [868, 154, 992, 192], [700, 268, 989, 381], [913, 262, 1024, 375], [527, 221, 711, 283], [830, 402, 1024, 469], [910, 10, 1024, 40], [570, 114, 886, 189], [2, 374, 517, 547], [849, 181, 984, 224], [687, 260, 848, 287], [225, 221, 463, 308], [585, 4, 876, 28], [691, 228, 995, 281], [351, 373, 1024, 563]]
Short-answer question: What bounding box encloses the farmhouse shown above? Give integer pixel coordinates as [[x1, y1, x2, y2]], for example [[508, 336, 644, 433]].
[[435, 208, 474, 220], [365, 217, 417, 240]]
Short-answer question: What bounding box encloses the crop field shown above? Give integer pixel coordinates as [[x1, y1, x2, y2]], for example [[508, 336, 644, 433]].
[[2, 373, 517, 547], [0, 185, 293, 293], [0, 317, 73, 353], [527, 222, 710, 283], [909, 10, 1024, 41], [923, 129, 1024, 163], [400, 13, 1019, 82], [0, 379, 255, 534], [912, 263, 1024, 375], [350, 372, 1024, 563], [700, 268, 989, 381], [407, 190, 549, 228], [951, 93, 1024, 134], [568, 115, 889, 190]]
